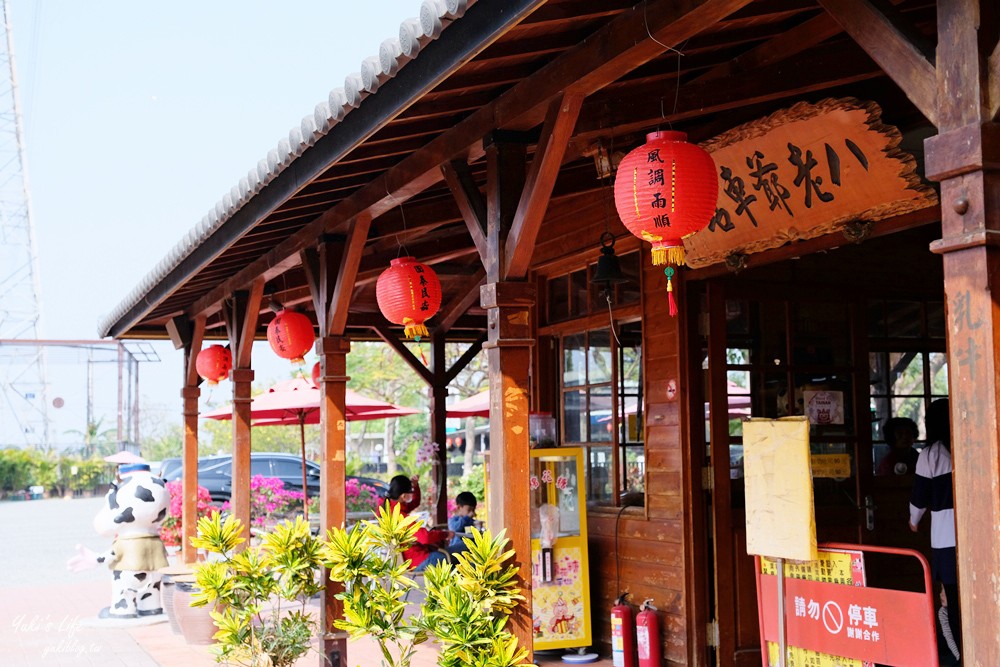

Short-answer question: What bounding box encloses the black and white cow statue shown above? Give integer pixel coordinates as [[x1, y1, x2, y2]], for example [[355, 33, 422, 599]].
[[69, 463, 170, 619]]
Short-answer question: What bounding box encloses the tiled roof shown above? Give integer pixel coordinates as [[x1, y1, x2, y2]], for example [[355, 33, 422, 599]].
[[98, 0, 476, 338]]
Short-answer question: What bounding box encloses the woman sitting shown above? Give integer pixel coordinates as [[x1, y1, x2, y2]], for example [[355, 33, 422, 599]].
[[383, 474, 454, 571]]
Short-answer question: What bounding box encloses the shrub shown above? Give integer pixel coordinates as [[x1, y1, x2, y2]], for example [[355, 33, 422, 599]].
[[160, 479, 215, 547]]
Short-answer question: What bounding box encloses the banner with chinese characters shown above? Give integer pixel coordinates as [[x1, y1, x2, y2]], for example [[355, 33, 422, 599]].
[[684, 98, 938, 268]]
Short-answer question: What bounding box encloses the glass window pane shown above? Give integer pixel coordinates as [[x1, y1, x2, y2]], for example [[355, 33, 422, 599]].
[[570, 269, 589, 316], [563, 334, 586, 387], [615, 251, 642, 306], [888, 352, 924, 395], [590, 387, 613, 442], [892, 396, 926, 439], [563, 389, 586, 442], [588, 330, 612, 384], [929, 352, 948, 395], [793, 302, 849, 366], [623, 446, 645, 493], [548, 276, 569, 322], [756, 301, 787, 367], [885, 301, 922, 337], [586, 446, 613, 503]]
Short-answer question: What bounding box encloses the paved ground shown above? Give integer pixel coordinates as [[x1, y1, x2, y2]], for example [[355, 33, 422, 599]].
[[0, 497, 611, 666]]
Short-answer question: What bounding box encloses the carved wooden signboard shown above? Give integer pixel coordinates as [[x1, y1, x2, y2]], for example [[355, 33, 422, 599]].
[[684, 98, 938, 268]]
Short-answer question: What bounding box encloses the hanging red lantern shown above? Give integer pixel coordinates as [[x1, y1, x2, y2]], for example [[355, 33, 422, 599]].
[[195, 345, 232, 385], [375, 256, 442, 340], [613, 130, 718, 267], [267, 309, 315, 364], [311, 361, 321, 387]]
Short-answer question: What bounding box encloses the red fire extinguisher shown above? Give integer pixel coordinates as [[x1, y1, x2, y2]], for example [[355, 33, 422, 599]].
[[636, 599, 662, 667], [611, 593, 636, 667]]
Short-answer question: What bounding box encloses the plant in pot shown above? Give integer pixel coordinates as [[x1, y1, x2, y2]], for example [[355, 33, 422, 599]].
[[190, 512, 323, 666], [321, 501, 534, 667]]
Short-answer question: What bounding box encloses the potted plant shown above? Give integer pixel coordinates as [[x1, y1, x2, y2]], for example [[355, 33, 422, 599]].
[[321, 501, 534, 667], [190, 513, 323, 666]]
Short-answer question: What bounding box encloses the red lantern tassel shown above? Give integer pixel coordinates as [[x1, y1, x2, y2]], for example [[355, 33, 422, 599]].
[[665, 267, 678, 317]]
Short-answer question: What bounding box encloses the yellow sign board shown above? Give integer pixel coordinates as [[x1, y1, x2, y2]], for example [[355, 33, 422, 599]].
[[810, 454, 852, 479], [743, 417, 817, 561]]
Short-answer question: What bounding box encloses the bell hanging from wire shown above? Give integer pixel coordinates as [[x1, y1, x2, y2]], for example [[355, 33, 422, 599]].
[[591, 232, 629, 294]]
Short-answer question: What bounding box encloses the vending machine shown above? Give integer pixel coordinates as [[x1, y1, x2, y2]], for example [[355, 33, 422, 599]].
[[530, 447, 592, 651]]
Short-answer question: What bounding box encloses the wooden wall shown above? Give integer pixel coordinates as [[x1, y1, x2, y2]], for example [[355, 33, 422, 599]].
[[531, 190, 696, 665]]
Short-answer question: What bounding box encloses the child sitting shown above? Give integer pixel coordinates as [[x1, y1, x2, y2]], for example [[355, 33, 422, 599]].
[[383, 475, 454, 572], [447, 491, 478, 549]]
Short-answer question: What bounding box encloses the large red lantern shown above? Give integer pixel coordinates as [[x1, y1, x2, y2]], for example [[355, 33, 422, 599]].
[[375, 256, 442, 340], [195, 345, 232, 385], [267, 309, 315, 364], [613, 130, 718, 267], [311, 361, 321, 387]]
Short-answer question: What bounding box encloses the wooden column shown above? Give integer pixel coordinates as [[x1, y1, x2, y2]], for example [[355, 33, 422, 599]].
[[430, 332, 450, 525], [482, 281, 535, 655], [922, 1, 1000, 662], [317, 335, 350, 667], [229, 367, 254, 544], [181, 385, 200, 563]]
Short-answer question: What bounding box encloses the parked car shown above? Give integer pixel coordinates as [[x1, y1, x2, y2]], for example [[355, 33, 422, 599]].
[[167, 452, 389, 503], [158, 457, 182, 480]]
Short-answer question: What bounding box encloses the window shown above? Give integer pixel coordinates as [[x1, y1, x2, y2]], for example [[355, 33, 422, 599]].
[[868, 298, 947, 471], [559, 322, 643, 504], [546, 251, 641, 323]]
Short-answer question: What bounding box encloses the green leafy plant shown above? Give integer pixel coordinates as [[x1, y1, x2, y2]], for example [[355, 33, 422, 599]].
[[321, 502, 533, 667], [419, 529, 532, 667], [190, 513, 323, 667]]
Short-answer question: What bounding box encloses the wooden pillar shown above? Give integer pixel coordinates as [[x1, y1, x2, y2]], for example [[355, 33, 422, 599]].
[[430, 332, 450, 525], [922, 1, 1000, 661], [229, 367, 254, 544], [317, 335, 350, 667], [482, 282, 535, 655], [181, 385, 200, 563]]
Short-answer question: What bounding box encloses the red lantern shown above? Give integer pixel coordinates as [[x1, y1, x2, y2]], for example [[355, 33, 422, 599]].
[[267, 309, 315, 364], [195, 345, 231, 385], [375, 257, 442, 340], [311, 361, 321, 387], [613, 130, 718, 267]]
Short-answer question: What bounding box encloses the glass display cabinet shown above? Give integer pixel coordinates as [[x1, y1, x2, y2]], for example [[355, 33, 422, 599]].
[[530, 447, 592, 651]]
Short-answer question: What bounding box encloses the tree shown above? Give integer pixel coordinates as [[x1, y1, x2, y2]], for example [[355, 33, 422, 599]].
[[65, 417, 117, 458]]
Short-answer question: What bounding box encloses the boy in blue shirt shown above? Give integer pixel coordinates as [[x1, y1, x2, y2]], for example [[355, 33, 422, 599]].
[[448, 491, 478, 549]]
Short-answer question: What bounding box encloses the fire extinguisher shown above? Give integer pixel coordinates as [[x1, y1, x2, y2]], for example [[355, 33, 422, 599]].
[[611, 593, 636, 667], [636, 599, 662, 667]]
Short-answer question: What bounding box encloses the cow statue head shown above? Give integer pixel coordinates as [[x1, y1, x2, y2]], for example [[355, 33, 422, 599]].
[[94, 463, 169, 538]]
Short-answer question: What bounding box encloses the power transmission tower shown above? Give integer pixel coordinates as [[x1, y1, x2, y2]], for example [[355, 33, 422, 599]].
[[0, 0, 48, 448]]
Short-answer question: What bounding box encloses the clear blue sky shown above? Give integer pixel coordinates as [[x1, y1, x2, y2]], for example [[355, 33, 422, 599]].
[[11, 0, 423, 442]]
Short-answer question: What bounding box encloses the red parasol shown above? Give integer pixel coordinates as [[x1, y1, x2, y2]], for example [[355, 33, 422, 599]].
[[202, 376, 419, 519], [446, 388, 490, 419]]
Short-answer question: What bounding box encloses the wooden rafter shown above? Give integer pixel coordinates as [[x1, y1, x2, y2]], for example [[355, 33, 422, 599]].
[[437, 267, 487, 334], [504, 93, 584, 279], [224, 278, 264, 368], [371, 322, 433, 385], [182, 315, 206, 388], [817, 0, 938, 126], [990, 36, 1000, 121], [185, 0, 755, 322], [441, 160, 489, 266]]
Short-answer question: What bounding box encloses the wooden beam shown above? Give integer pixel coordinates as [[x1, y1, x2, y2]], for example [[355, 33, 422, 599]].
[[444, 333, 486, 385], [437, 267, 487, 334], [504, 93, 584, 279], [186, 0, 755, 323], [817, 0, 938, 126], [991, 40, 1000, 120], [184, 315, 207, 388], [441, 160, 489, 266], [299, 246, 325, 333], [224, 277, 264, 369], [690, 12, 843, 83], [329, 213, 372, 336], [370, 322, 433, 385]]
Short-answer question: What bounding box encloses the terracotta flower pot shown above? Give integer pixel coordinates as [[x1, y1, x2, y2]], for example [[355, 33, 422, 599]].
[[173, 579, 217, 645]]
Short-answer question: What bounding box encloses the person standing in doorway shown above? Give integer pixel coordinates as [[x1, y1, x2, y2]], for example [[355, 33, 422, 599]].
[[909, 398, 960, 654], [876, 416, 919, 476]]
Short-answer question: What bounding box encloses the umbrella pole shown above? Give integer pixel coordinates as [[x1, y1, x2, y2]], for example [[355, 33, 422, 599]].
[[300, 415, 308, 522]]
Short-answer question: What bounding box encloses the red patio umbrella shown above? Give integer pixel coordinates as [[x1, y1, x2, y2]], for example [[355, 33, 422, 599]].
[[202, 376, 420, 519], [446, 388, 490, 418]]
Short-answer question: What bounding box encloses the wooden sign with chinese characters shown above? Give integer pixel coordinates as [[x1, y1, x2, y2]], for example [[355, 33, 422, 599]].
[[684, 98, 937, 268]]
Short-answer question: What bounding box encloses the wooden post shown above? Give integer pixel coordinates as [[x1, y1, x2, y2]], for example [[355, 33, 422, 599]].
[[317, 335, 350, 667], [481, 281, 535, 657], [430, 332, 450, 525], [229, 367, 254, 545], [922, 1, 1000, 661], [181, 385, 200, 564]]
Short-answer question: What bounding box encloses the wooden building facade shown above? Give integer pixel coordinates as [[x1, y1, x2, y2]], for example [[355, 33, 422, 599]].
[[100, 1, 1000, 665]]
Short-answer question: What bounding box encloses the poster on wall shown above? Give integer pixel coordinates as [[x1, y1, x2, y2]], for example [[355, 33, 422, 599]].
[[804, 390, 845, 425], [684, 98, 938, 268]]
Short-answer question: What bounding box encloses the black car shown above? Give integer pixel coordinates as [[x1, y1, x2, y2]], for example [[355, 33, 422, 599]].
[[168, 452, 389, 503]]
